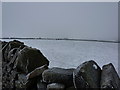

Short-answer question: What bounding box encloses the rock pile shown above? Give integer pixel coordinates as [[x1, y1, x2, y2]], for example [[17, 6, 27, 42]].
[[1, 40, 120, 90]]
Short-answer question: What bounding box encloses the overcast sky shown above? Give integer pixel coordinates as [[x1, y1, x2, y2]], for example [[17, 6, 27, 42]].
[[2, 2, 118, 41], [0, 2, 2, 38]]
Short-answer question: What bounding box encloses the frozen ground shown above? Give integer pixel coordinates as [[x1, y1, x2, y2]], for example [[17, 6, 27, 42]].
[[1, 39, 119, 76]]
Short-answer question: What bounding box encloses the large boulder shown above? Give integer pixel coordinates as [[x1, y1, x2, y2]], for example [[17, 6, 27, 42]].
[[14, 47, 49, 73], [42, 67, 75, 87], [73, 60, 101, 89], [101, 63, 120, 90]]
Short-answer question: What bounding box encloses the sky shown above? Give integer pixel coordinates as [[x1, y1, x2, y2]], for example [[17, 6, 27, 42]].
[[0, 2, 1, 38], [1, 0, 120, 2], [2, 2, 118, 41]]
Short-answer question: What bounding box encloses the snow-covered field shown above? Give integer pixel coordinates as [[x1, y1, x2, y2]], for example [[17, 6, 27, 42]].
[[1, 39, 119, 75]]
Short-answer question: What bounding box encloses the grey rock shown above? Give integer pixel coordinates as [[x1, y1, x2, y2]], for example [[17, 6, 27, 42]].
[[1, 41, 7, 48], [73, 60, 101, 89], [26, 64, 48, 80], [2, 40, 49, 90], [14, 47, 49, 73], [17, 74, 28, 88], [101, 63, 120, 90], [47, 83, 65, 90], [15, 80, 26, 88], [66, 86, 76, 90], [3, 40, 24, 62], [42, 67, 74, 87], [15, 73, 38, 89], [37, 80, 47, 90], [7, 48, 18, 61]]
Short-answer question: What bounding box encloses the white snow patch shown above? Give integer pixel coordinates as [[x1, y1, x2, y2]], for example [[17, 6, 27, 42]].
[[93, 64, 98, 69], [5, 40, 118, 75], [50, 83, 57, 86]]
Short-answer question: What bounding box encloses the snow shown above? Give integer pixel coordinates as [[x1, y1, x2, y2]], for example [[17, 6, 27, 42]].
[[2, 39, 119, 75], [93, 64, 98, 70]]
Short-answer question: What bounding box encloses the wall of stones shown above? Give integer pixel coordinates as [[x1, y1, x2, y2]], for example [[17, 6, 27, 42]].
[[1, 40, 120, 90]]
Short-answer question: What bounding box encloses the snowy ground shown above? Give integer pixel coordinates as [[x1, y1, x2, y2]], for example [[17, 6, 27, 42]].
[[1, 39, 119, 76]]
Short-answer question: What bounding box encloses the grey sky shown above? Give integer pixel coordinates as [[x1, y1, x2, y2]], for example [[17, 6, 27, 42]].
[[2, 2, 118, 41], [0, 2, 2, 38]]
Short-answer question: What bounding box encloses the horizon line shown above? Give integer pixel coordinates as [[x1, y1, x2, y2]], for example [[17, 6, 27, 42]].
[[0, 37, 119, 43]]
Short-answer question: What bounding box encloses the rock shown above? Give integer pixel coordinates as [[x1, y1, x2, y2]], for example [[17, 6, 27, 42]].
[[47, 83, 65, 90], [8, 40, 24, 48], [37, 80, 47, 90], [101, 63, 120, 90], [26, 64, 48, 80], [15, 80, 37, 90], [66, 86, 76, 90], [7, 48, 18, 61], [14, 47, 49, 73], [15, 73, 38, 89], [2, 64, 18, 89], [15, 80, 26, 88], [73, 60, 101, 88], [1, 41, 7, 48], [3, 40, 24, 62], [2, 41, 24, 89], [2, 40, 49, 89], [16, 74, 28, 88], [42, 67, 74, 87]]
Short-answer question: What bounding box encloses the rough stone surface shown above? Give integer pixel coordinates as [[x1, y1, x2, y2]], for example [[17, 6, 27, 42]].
[[42, 67, 75, 87], [37, 80, 47, 90], [101, 63, 120, 90], [14, 46, 49, 74], [2, 40, 120, 90], [73, 60, 101, 88], [3, 40, 24, 62], [2, 40, 25, 89], [2, 40, 49, 90], [15, 73, 40, 90], [47, 83, 65, 90], [26, 64, 48, 80], [66, 86, 76, 90]]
